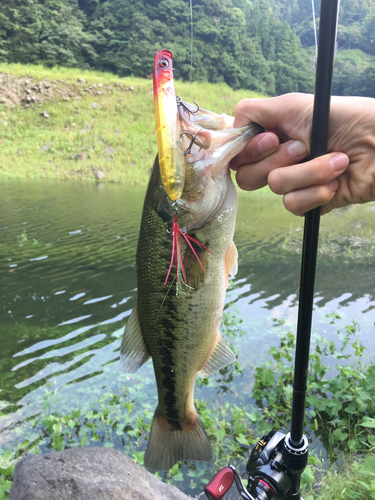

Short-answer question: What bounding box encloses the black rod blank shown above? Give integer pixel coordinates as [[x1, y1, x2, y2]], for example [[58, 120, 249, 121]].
[[290, 0, 340, 446]]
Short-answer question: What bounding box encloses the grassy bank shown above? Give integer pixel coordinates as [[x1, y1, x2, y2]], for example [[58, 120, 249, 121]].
[[0, 63, 263, 184]]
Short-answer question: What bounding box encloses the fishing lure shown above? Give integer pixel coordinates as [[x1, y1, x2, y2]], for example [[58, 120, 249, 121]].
[[153, 50, 185, 202], [153, 50, 211, 290]]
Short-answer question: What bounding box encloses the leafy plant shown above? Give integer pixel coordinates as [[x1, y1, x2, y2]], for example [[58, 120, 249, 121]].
[[1, 317, 375, 499]]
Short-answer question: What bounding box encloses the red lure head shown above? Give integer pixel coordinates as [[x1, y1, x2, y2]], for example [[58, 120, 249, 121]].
[[153, 50, 174, 99]]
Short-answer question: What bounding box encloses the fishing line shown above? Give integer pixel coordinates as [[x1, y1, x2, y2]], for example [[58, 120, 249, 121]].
[[312, 0, 318, 59], [188, 0, 194, 96]]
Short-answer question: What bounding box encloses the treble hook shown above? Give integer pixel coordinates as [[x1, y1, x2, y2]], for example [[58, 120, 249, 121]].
[[180, 129, 203, 156], [176, 95, 200, 115]]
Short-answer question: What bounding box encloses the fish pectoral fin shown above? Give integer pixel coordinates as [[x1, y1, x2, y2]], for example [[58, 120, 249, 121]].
[[225, 241, 238, 288], [144, 408, 212, 471], [198, 332, 236, 378], [120, 304, 150, 373]]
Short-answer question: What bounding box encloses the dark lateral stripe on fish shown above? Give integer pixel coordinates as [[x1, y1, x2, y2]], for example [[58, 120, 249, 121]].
[[159, 311, 182, 427]]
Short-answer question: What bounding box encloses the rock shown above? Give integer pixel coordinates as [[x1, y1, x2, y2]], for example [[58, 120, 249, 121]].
[[91, 103, 103, 110], [98, 83, 103, 87], [40, 111, 49, 119], [44, 81, 51, 89], [10, 448, 193, 500], [96, 170, 105, 180], [103, 146, 116, 156], [78, 78, 86, 83], [39, 144, 52, 152], [129, 85, 134, 91], [75, 152, 88, 160]]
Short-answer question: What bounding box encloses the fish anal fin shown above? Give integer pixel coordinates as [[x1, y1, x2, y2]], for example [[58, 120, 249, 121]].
[[120, 304, 150, 373], [198, 332, 236, 378], [183, 237, 209, 290], [225, 241, 238, 288], [144, 408, 212, 471]]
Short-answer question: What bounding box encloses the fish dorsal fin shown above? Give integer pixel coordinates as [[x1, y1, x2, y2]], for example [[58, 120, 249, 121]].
[[198, 332, 236, 378], [225, 241, 238, 288], [120, 304, 150, 373], [183, 236, 210, 290]]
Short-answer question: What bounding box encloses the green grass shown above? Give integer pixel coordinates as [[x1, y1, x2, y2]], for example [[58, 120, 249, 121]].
[[0, 63, 263, 184], [314, 454, 375, 499]]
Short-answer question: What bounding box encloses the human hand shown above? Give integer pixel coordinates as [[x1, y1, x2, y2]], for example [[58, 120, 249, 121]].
[[230, 93, 375, 215]]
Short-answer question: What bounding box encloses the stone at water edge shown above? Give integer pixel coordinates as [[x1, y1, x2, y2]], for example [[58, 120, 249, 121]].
[[10, 447, 194, 500]]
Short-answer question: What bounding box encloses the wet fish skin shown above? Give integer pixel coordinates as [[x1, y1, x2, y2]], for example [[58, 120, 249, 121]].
[[121, 107, 262, 471]]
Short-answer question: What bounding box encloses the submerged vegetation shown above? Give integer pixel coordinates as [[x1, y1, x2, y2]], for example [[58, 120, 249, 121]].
[[1, 312, 374, 499]]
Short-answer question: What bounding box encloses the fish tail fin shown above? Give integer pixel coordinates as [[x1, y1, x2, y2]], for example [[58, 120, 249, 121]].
[[144, 408, 212, 471]]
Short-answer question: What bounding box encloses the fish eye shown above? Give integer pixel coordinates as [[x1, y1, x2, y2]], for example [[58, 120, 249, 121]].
[[159, 59, 169, 68]]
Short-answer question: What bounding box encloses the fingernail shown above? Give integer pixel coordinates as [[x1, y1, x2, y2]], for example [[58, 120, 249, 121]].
[[287, 140, 308, 158], [330, 179, 339, 192], [258, 134, 278, 153], [330, 153, 348, 172]]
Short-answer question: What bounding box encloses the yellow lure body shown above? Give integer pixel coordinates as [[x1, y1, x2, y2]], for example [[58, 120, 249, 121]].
[[153, 50, 185, 202]]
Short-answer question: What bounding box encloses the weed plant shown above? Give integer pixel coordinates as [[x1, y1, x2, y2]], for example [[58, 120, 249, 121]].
[[0, 313, 374, 499]]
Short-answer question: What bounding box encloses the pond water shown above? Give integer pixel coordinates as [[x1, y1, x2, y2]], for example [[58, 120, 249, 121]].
[[1, 179, 374, 496]]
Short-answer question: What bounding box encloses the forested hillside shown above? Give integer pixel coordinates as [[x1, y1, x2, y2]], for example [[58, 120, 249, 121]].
[[0, 0, 374, 96], [268, 0, 375, 96]]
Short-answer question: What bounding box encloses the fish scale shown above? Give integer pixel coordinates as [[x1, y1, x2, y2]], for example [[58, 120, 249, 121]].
[[121, 85, 262, 470]]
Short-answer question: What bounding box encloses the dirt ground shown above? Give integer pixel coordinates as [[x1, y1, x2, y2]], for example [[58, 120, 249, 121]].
[[0, 73, 133, 109]]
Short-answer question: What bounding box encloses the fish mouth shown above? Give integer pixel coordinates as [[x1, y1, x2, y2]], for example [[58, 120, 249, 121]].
[[169, 102, 263, 231], [177, 103, 263, 225], [178, 103, 263, 180]]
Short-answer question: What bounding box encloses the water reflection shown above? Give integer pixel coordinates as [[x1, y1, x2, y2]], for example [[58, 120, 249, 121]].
[[0, 180, 375, 493]]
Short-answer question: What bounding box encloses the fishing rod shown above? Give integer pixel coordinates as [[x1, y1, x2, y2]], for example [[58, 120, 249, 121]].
[[204, 0, 340, 498]]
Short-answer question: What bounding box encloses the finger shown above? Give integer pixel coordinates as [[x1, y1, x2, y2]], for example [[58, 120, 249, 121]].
[[235, 139, 309, 191], [283, 182, 340, 216], [268, 152, 349, 195], [233, 94, 313, 143], [230, 132, 279, 171]]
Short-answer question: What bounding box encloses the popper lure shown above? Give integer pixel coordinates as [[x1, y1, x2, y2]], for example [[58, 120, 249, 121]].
[[153, 49, 210, 289]]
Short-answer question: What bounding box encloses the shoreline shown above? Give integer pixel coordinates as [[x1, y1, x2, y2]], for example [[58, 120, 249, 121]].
[[0, 64, 263, 184]]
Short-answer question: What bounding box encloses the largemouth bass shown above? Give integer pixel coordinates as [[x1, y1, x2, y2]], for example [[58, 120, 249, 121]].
[[120, 102, 262, 471]]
